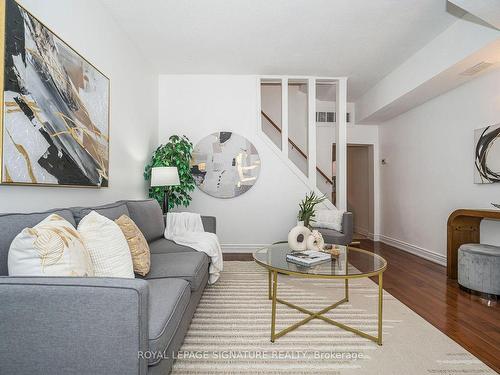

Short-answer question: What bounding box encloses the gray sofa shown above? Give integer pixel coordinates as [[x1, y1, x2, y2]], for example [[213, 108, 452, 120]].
[[0, 199, 213, 375], [316, 212, 354, 246]]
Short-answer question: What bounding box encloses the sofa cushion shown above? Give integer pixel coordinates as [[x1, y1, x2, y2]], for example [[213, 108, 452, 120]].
[[8, 214, 94, 277], [124, 200, 165, 242], [71, 202, 130, 225], [148, 238, 196, 254], [146, 252, 209, 291], [0, 209, 75, 276], [148, 278, 190, 365]]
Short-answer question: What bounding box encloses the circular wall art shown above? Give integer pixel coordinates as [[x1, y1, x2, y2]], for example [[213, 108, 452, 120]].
[[474, 123, 500, 184], [191, 132, 261, 198]]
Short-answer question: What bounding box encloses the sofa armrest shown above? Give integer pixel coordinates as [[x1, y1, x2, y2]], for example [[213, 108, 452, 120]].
[[162, 215, 216, 234], [342, 212, 354, 243], [0, 277, 149, 375], [201, 216, 216, 234]]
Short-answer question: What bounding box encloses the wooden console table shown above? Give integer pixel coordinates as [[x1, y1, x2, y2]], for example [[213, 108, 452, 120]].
[[447, 209, 500, 279]]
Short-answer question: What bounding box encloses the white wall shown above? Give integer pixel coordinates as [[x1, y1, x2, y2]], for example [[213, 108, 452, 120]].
[[288, 85, 308, 153], [379, 68, 500, 264], [260, 85, 282, 150], [0, 0, 158, 212], [159, 75, 322, 251], [261, 84, 310, 176]]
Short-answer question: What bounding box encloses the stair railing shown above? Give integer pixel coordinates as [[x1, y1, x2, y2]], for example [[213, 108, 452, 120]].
[[261, 110, 333, 186]]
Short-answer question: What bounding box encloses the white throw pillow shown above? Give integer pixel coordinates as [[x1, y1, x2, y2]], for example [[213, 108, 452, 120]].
[[78, 211, 134, 278], [311, 209, 345, 232], [8, 214, 94, 277]]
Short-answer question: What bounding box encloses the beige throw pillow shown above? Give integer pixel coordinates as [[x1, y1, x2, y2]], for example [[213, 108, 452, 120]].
[[8, 214, 94, 277], [311, 209, 345, 232], [115, 215, 151, 276], [78, 211, 134, 278]]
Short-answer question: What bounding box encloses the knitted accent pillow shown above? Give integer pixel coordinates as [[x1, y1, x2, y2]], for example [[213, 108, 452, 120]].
[[78, 211, 134, 278]]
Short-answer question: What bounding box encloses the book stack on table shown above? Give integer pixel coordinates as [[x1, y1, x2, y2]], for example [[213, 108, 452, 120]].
[[286, 250, 332, 267]]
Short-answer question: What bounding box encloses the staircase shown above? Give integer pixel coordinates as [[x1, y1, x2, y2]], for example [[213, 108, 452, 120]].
[[257, 76, 349, 211], [259, 109, 336, 209]]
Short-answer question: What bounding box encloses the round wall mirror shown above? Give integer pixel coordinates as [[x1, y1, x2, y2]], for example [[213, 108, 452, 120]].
[[191, 132, 261, 198]]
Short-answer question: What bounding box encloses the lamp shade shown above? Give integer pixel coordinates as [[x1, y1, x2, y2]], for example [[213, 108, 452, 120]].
[[151, 167, 180, 187]]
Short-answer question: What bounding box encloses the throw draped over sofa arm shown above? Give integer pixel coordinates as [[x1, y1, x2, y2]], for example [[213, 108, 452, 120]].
[[162, 215, 217, 234]]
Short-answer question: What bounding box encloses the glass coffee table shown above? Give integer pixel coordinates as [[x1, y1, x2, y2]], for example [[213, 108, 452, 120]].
[[253, 243, 387, 345]]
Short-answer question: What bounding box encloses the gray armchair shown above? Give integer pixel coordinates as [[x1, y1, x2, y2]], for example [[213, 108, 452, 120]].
[[316, 212, 354, 246]]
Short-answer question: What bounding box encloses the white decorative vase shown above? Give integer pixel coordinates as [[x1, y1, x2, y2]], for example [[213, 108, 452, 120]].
[[288, 225, 311, 251], [306, 230, 325, 251]]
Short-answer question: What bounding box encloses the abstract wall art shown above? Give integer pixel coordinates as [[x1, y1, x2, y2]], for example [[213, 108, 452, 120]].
[[474, 123, 500, 184], [0, 0, 110, 187], [191, 132, 261, 198]]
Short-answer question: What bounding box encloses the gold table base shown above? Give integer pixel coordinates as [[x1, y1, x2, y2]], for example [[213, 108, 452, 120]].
[[268, 270, 383, 345]]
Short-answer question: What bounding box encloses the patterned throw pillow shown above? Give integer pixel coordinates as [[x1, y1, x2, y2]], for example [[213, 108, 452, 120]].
[[311, 209, 345, 232], [78, 211, 134, 278], [8, 214, 94, 277], [115, 215, 151, 276]]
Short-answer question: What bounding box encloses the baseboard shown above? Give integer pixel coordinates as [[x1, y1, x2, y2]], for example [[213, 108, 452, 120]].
[[378, 234, 446, 266], [221, 237, 446, 266], [221, 244, 266, 253], [354, 226, 370, 237]]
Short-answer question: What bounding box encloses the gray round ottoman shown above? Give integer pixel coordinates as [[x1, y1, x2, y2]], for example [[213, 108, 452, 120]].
[[458, 244, 500, 297]]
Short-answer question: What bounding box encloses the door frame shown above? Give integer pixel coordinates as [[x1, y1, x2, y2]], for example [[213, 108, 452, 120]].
[[333, 143, 376, 238]]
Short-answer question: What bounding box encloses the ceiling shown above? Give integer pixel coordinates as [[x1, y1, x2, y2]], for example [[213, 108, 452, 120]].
[[101, 0, 458, 100]]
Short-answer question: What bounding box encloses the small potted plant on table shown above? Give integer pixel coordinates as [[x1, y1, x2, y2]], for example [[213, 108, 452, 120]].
[[297, 191, 326, 228]]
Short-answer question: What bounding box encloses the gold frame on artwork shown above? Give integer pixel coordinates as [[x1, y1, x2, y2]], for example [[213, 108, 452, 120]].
[[0, 0, 110, 188], [0, 0, 4, 186]]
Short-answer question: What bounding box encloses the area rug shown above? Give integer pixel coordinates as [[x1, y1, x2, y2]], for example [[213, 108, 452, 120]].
[[171, 261, 495, 374]]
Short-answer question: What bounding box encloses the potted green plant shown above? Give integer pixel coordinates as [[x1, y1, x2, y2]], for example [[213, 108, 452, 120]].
[[144, 135, 195, 211], [297, 191, 326, 228]]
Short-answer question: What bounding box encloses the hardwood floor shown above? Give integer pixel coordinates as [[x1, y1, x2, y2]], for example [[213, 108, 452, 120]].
[[223, 241, 500, 372], [223, 253, 253, 261]]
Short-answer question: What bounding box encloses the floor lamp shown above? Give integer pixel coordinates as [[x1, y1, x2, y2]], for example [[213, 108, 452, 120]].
[[151, 166, 180, 213]]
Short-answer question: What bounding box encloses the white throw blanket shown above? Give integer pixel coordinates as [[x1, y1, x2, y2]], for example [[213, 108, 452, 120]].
[[164, 212, 223, 284]]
